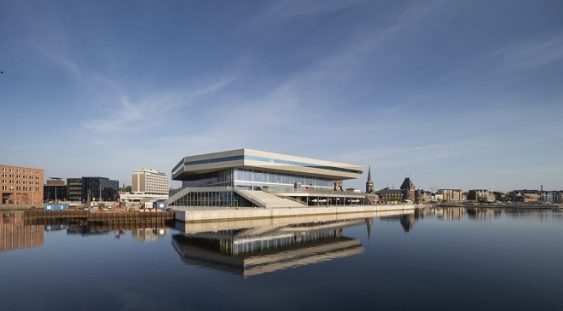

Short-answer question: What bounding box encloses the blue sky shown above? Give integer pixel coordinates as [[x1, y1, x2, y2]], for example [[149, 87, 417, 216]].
[[1, 0, 562, 191]]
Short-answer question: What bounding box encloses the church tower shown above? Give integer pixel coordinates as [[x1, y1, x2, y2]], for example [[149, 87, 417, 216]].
[[366, 166, 374, 193], [400, 176, 416, 201]]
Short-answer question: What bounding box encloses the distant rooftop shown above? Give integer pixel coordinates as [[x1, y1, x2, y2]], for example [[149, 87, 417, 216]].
[[133, 168, 167, 176]]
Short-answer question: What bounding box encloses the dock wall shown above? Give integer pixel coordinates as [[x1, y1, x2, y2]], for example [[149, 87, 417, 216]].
[[173, 204, 416, 223]]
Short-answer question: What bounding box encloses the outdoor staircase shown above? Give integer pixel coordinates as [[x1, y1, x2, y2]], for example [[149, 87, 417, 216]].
[[235, 190, 307, 208]]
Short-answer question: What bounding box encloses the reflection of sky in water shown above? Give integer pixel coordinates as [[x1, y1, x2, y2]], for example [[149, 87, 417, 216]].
[[1, 208, 562, 310]]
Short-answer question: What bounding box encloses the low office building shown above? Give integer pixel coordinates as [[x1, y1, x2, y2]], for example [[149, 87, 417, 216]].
[[468, 189, 495, 202], [507, 189, 562, 204], [377, 187, 404, 203], [0, 164, 44, 205], [415, 190, 433, 203], [437, 189, 464, 202], [132, 168, 170, 195], [44, 178, 67, 202], [507, 190, 541, 203], [120, 192, 169, 207], [547, 191, 562, 204], [66, 178, 83, 201], [168, 148, 365, 208]]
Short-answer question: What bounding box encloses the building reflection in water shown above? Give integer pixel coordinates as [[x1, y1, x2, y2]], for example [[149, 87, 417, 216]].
[[132, 228, 168, 243], [380, 212, 419, 233], [1, 211, 170, 252], [389, 207, 491, 229], [428, 207, 465, 221], [62, 221, 169, 241], [45, 224, 68, 232], [171, 217, 371, 278], [400, 214, 416, 232], [379, 207, 535, 232], [378, 207, 469, 232], [466, 207, 501, 220], [0, 211, 44, 253]]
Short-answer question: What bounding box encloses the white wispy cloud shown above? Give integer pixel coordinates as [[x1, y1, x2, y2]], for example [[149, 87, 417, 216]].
[[30, 35, 236, 136], [495, 34, 563, 72], [81, 76, 234, 134], [29, 42, 122, 92], [136, 1, 444, 157], [339, 140, 485, 168], [261, 0, 365, 20]]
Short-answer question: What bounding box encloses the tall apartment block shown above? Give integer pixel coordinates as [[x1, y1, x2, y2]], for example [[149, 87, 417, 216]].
[[132, 169, 170, 195], [0, 164, 44, 205]]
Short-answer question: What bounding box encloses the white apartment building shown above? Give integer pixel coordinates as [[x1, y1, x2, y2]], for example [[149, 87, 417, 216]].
[[132, 169, 170, 195]]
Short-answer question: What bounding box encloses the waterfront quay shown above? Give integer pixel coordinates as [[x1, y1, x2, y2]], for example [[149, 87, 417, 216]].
[[3, 148, 561, 227], [175, 208, 413, 234], [173, 204, 415, 222], [23, 209, 174, 223]]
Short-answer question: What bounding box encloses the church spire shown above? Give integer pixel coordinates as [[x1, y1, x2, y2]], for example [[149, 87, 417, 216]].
[[366, 165, 374, 193]]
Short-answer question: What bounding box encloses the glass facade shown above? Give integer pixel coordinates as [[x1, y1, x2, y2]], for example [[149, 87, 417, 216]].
[[233, 168, 334, 190], [82, 177, 119, 202], [181, 168, 337, 190], [171, 168, 344, 207], [44, 185, 67, 202], [170, 191, 252, 207], [174, 154, 362, 176], [182, 170, 233, 188], [66, 178, 82, 201], [225, 230, 341, 256], [244, 155, 362, 174], [173, 228, 344, 256], [170, 151, 365, 207]]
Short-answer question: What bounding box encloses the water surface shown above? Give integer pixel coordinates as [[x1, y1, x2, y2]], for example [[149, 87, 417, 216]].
[[1, 208, 562, 310]]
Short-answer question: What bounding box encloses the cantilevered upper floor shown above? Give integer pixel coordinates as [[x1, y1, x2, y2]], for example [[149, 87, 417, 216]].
[[171, 148, 364, 181]]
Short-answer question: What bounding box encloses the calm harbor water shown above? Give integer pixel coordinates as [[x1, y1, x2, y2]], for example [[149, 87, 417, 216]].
[[1, 208, 562, 310]]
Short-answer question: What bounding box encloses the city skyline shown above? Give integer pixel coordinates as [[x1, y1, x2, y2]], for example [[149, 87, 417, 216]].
[[1, 1, 563, 192]]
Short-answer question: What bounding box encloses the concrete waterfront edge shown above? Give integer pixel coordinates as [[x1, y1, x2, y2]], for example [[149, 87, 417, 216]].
[[173, 204, 416, 223]]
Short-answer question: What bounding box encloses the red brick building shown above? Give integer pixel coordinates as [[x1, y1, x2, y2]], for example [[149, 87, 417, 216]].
[[0, 164, 44, 205]]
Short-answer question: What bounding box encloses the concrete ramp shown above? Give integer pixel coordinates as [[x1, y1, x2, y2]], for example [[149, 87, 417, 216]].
[[167, 187, 191, 205], [235, 190, 306, 208]]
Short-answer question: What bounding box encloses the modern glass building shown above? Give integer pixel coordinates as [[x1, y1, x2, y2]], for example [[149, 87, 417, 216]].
[[44, 179, 67, 202], [168, 149, 366, 208], [66, 178, 83, 201], [82, 177, 119, 202], [66, 177, 119, 202]]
